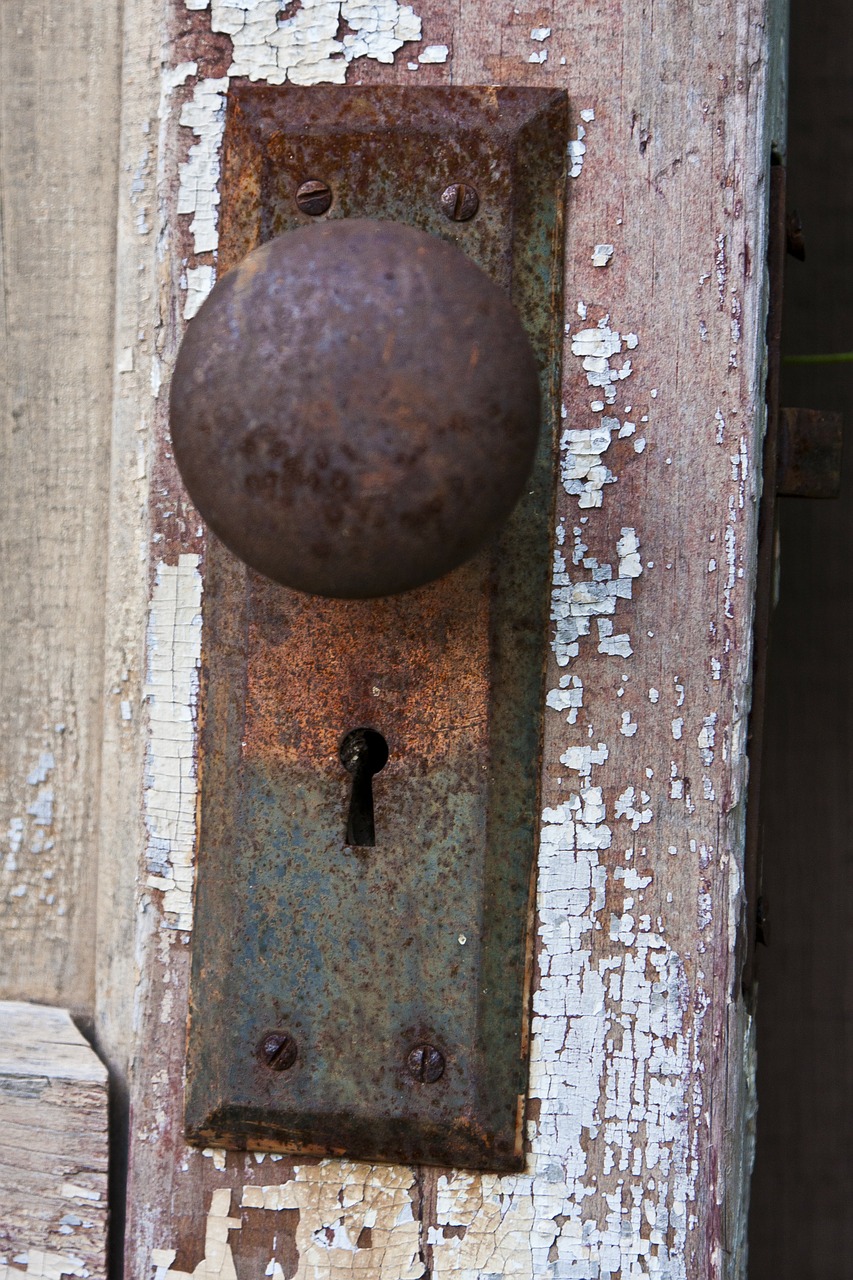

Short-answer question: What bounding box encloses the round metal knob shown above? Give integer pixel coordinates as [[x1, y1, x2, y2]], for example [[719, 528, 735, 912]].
[[169, 219, 540, 598]]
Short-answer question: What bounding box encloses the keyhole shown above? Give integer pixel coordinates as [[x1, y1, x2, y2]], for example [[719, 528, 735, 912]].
[[339, 728, 389, 847]]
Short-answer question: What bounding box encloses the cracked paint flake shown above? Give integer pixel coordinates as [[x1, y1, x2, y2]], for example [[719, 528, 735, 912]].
[[571, 323, 634, 408], [239, 1162, 422, 1279], [184, 265, 216, 318], [0, 1253, 90, 1280], [428, 791, 697, 1279], [418, 43, 448, 63], [560, 417, 617, 509], [174, 0, 425, 311], [551, 525, 642, 668], [206, 0, 422, 87], [143, 555, 203, 930], [568, 108, 594, 179], [153, 1188, 240, 1279], [177, 78, 229, 255]]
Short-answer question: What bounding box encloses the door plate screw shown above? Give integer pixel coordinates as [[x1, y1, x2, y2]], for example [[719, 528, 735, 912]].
[[406, 1043, 445, 1083], [259, 1030, 298, 1071], [440, 183, 479, 222], [296, 179, 333, 216]]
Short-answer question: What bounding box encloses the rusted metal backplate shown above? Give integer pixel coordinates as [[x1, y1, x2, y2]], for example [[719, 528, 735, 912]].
[[184, 86, 567, 1172]]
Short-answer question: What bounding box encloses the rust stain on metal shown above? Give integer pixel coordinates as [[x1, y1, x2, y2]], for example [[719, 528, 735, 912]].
[[245, 563, 490, 772], [184, 86, 568, 1172]]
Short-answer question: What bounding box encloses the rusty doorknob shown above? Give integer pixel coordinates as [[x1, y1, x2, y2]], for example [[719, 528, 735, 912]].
[[169, 219, 541, 598]]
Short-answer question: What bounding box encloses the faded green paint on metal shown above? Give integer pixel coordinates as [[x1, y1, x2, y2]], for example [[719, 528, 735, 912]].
[[184, 86, 568, 1172]]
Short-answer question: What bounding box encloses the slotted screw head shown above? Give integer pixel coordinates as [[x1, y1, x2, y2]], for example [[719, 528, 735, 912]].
[[258, 1031, 298, 1071], [296, 179, 333, 216], [440, 182, 480, 222], [406, 1043, 445, 1083]]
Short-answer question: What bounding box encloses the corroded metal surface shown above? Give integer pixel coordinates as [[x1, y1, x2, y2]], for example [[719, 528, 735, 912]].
[[184, 86, 567, 1172], [170, 220, 541, 598]]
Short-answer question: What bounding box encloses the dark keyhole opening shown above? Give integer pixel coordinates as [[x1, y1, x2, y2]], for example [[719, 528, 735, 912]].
[[339, 728, 389, 847]]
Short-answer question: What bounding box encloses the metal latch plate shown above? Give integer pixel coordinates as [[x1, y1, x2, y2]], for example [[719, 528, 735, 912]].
[[184, 85, 568, 1172]]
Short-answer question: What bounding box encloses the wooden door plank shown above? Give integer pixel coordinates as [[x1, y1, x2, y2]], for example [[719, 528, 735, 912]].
[[0, 1002, 109, 1280], [0, 0, 123, 1014], [94, 0, 786, 1275]]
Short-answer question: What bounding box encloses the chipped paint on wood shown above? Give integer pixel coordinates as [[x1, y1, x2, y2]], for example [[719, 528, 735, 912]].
[[152, 1189, 241, 1279], [241, 1164, 423, 1279], [202, 0, 422, 86], [100, 0, 783, 1274], [143, 555, 203, 931], [0, 1250, 93, 1280], [177, 79, 229, 255]]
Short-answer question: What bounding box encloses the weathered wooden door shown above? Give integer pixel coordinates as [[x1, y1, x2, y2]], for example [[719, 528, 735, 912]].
[[1, 1, 787, 1276]]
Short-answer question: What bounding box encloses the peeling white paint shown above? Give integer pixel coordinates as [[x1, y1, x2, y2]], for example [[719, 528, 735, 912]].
[[615, 785, 653, 829], [418, 43, 448, 63], [143, 555, 203, 930], [240, 1163, 421, 1279], [0, 1252, 89, 1280], [426, 795, 697, 1279], [546, 674, 584, 724], [571, 323, 634, 408], [173, 0, 427, 312], [184, 265, 216, 319], [619, 710, 638, 737], [560, 419, 617, 509], [698, 713, 717, 766], [153, 1188, 240, 1279], [592, 243, 614, 268], [568, 126, 587, 179], [568, 109, 595, 179], [177, 79, 229, 255], [207, 0, 422, 87], [551, 527, 641, 669]]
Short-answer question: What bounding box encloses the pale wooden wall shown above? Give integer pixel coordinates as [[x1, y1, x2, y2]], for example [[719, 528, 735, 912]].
[[0, 0, 123, 1015]]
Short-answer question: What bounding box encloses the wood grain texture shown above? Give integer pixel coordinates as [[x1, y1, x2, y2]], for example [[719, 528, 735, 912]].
[[0, 1, 122, 1013], [0, 1002, 109, 1279], [92, 0, 784, 1275]]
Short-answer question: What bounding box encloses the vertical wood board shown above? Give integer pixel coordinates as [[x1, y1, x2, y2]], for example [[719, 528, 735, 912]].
[[93, 0, 783, 1276], [0, 0, 123, 1013]]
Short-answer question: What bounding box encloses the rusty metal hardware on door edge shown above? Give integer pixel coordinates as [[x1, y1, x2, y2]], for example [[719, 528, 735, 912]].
[[171, 86, 569, 1172]]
